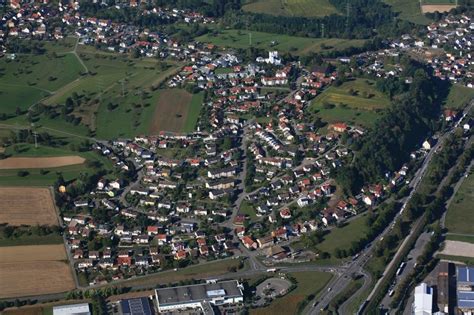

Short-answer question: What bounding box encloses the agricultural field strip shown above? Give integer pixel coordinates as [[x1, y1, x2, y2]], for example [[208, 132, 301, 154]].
[[0, 187, 58, 226]]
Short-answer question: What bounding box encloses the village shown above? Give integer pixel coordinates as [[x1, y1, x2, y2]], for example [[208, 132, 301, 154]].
[[0, 0, 472, 287], [0, 2, 473, 315]]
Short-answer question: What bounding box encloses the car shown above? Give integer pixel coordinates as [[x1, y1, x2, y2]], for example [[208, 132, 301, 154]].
[[327, 287, 332, 292]]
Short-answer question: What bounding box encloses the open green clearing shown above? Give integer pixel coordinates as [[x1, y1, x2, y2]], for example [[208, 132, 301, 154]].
[[250, 271, 333, 315], [383, 0, 431, 24], [0, 53, 83, 113], [317, 214, 369, 256], [310, 79, 390, 127], [0, 37, 183, 140], [445, 174, 474, 235], [443, 84, 474, 110], [184, 92, 205, 133], [243, 0, 339, 17], [196, 29, 366, 55]]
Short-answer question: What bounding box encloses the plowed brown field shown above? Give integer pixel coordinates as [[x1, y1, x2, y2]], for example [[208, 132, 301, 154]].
[[0, 245, 75, 298], [0, 156, 84, 169], [0, 187, 58, 226]]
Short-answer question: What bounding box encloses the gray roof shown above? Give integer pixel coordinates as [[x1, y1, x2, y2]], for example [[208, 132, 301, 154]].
[[156, 280, 242, 306]]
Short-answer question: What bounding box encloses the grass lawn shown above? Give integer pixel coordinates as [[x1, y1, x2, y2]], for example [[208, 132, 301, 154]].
[[383, 0, 431, 24], [0, 233, 63, 247], [243, 0, 339, 17], [196, 29, 366, 56], [250, 271, 332, 315], [445, 174, 474, 235], [310, 78, 389, 127], [317, 214, 369, 256], [437, 254, 474, 265], [443, 84, 474, 110], [239, 199, 259, 221]]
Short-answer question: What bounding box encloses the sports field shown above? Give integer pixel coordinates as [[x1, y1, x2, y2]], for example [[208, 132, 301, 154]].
[[149, 89, 204, 133], [0, 187, 58, 226], [243, 0, 339, 17], [196, 29, 366, 55], [445, 174, 474, 235], [310, 78, 390, 127], [0, 244, 74, 298]]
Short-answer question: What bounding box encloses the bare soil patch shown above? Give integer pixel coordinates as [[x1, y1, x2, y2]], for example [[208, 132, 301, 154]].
[[421, 4, 456, 12], [0, 156, 85, 169], [149, 89, 192, 133], [0, 244, 75, 298], [441, 240, 474, 258], [0, 187, 58, 226]]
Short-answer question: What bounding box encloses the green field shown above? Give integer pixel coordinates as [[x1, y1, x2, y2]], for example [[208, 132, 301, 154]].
[[310, 79, 390, 127], [383, 0, 431, 24], [444, 84, 474, 110], [445, 174, 474, 235], [0, 53, 83, 113], [183, 92, 205, 133], [251, 271, 332, 315], [0, 38, 183, 140], [446, 234, 474, 244], [243, 0, 339, 17], [196, 29, 366, 55], [317, 214, 369, 256], [0, 233, 63, 247]]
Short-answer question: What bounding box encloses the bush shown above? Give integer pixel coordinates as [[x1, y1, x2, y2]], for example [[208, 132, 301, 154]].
[[17, 170, 29, 177]]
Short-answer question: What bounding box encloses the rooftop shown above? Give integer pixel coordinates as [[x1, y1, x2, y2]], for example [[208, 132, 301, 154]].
[[155, 280, 242, 306]]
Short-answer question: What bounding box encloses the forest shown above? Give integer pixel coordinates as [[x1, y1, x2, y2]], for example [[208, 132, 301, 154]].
[[336, 61, 449, 194]]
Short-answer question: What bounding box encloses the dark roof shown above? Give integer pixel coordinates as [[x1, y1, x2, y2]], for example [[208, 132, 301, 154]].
[[119, 297, 153, 315]]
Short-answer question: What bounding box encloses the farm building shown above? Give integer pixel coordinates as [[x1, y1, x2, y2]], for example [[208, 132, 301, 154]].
[[155, 280, 243, 312], [53, 303, 91, 315]]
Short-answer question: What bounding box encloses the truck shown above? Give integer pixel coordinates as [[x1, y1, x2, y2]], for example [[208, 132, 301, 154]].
[[266, 268, 278, 273]]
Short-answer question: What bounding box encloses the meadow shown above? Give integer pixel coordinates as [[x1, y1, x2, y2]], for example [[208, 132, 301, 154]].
[[196, 29, 366, 55], [243, 0, 339, 17], [149, 89, 204, 134], [316, 214, 369, 256], [383, 0, 431, 25], [0, 37, 184, 140], [445, 174, 474, 235], [0, 53, 83, 113], [443, 84, 474, 110], [310, 78, 390, 127]]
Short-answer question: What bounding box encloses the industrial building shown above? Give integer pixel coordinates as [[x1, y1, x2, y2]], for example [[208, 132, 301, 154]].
[[155, 280, 243, 313], [119, 297, 153, 315], [457, 266, 474, 314], [52, 303, 91, 315], [413, 283, 433, 315]]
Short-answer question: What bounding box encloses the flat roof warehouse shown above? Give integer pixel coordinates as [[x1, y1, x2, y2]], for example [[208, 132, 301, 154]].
[[155, 280, 243, 311]]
